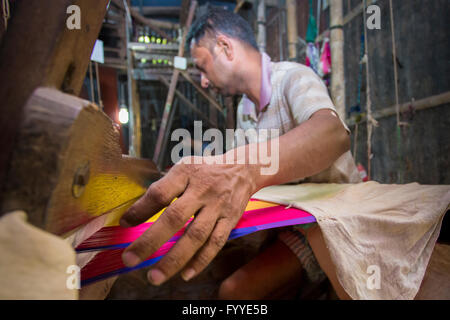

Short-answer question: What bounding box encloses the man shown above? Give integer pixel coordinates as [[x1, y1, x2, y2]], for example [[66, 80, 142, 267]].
[[119, 8, 360, 299]]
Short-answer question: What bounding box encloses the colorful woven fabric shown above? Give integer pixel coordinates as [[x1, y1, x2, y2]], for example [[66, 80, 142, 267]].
[[77, 199, 316, 286]]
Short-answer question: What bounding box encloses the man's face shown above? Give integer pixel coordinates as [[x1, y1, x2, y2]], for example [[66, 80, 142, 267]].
[[190, 38, 236, 96]]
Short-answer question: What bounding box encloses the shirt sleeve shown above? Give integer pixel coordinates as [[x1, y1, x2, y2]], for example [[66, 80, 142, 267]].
[[282, 66, 350, 133]]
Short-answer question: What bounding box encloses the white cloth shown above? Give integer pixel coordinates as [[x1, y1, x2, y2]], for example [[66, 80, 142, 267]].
[[0, 211, 77, 299], [236, 60, 361, 184], [253, 182, 450, 300]]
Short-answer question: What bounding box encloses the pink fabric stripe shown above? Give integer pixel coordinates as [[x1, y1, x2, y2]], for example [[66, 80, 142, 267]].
[[235, 206, 311, 229]]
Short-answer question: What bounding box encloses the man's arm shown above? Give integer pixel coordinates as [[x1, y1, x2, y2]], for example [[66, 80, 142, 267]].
[[119, 109, 349, 285], [254, 109, 350, 188]]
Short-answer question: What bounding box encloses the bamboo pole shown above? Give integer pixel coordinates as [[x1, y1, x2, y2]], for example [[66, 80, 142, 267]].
[[89, 61, 95, 102], [330, 0, 346, 120], [257, 0, 266, 52], [286, 0, 298, 60], [123, 0, 137, 157], [179, 70, 223, 113], [234, 0, 246, 13], [94, 61, 104, 110], [159, 98, 179, 169], [153, 1, 197, 166]]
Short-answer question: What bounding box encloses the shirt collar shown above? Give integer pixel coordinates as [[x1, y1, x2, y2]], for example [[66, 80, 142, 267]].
[[242, 52, 272, 116]]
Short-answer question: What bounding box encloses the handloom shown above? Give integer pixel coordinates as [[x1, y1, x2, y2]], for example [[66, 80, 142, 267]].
[[0, 87, 316, 295], [1, 87, 448, 300]]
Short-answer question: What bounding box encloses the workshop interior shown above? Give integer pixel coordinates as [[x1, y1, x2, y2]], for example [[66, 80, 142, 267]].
[[0, 0, 449, 301]]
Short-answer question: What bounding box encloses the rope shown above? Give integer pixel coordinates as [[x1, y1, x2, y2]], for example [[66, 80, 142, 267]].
[[2, 0, 9, 30], [353, 122, 359, 161], [94, 61, 104, 110], [389, 0, 402, 127], [362, 0, 378, 179]]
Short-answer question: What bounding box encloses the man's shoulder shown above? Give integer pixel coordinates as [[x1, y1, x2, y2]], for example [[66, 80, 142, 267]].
[[271, 61, 313, 75], [271, 61, 320, 86]]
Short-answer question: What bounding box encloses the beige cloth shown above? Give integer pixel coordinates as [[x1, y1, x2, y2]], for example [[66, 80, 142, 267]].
[[0, 211, 77, 299], [253, 182, 450, 300]]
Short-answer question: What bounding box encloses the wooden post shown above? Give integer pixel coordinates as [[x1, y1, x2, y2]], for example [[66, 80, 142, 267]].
[[209, 90, 218, 128], [131, 78, 142, 157], [234, 0, 246, 13], [286, 0, 298, 60], [153, 1, 198, 167], [347, 91, 450, 127], [159, 76, 218, 128], [0, 0, 109, 203], [330, 0, 346, 120], [257, 0, 266, 52]]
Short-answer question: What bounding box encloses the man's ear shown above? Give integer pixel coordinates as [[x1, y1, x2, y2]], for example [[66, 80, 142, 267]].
[[216, 35, 234, 60]]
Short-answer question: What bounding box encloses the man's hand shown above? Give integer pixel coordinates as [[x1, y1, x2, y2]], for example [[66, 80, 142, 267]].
[[119, 109, 349, 286], [120, 156, 258, 285]]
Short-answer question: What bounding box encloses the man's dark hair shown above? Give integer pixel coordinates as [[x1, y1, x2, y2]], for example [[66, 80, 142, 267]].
[[186, 7, 258, 53]]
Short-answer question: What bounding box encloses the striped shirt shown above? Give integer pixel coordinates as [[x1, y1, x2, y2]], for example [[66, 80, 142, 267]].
[[236, 53, 361, 183]]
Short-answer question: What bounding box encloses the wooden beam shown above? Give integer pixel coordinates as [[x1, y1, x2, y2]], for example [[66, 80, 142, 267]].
[[130, 8, 180, 30], [0, 0, 109, 205], [159, 76, 218, 128], [158, 99, 179, 169], [234, 0, 246, 13], [0, 87, 160, 298], [347, 91, 450, 126], [110, 0, 175, 40], [179, 70, 224, 113]]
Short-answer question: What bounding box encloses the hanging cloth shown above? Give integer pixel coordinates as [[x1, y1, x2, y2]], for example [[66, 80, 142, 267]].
[[318, 38, 332, 77], [306, 0, 318, 43]]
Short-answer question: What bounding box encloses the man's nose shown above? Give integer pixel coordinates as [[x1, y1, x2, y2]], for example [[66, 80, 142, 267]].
[[200, 73, 209, 89]]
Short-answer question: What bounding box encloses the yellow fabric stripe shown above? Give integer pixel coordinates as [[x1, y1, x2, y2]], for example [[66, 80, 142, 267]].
[[103, 199, 279, 227]]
